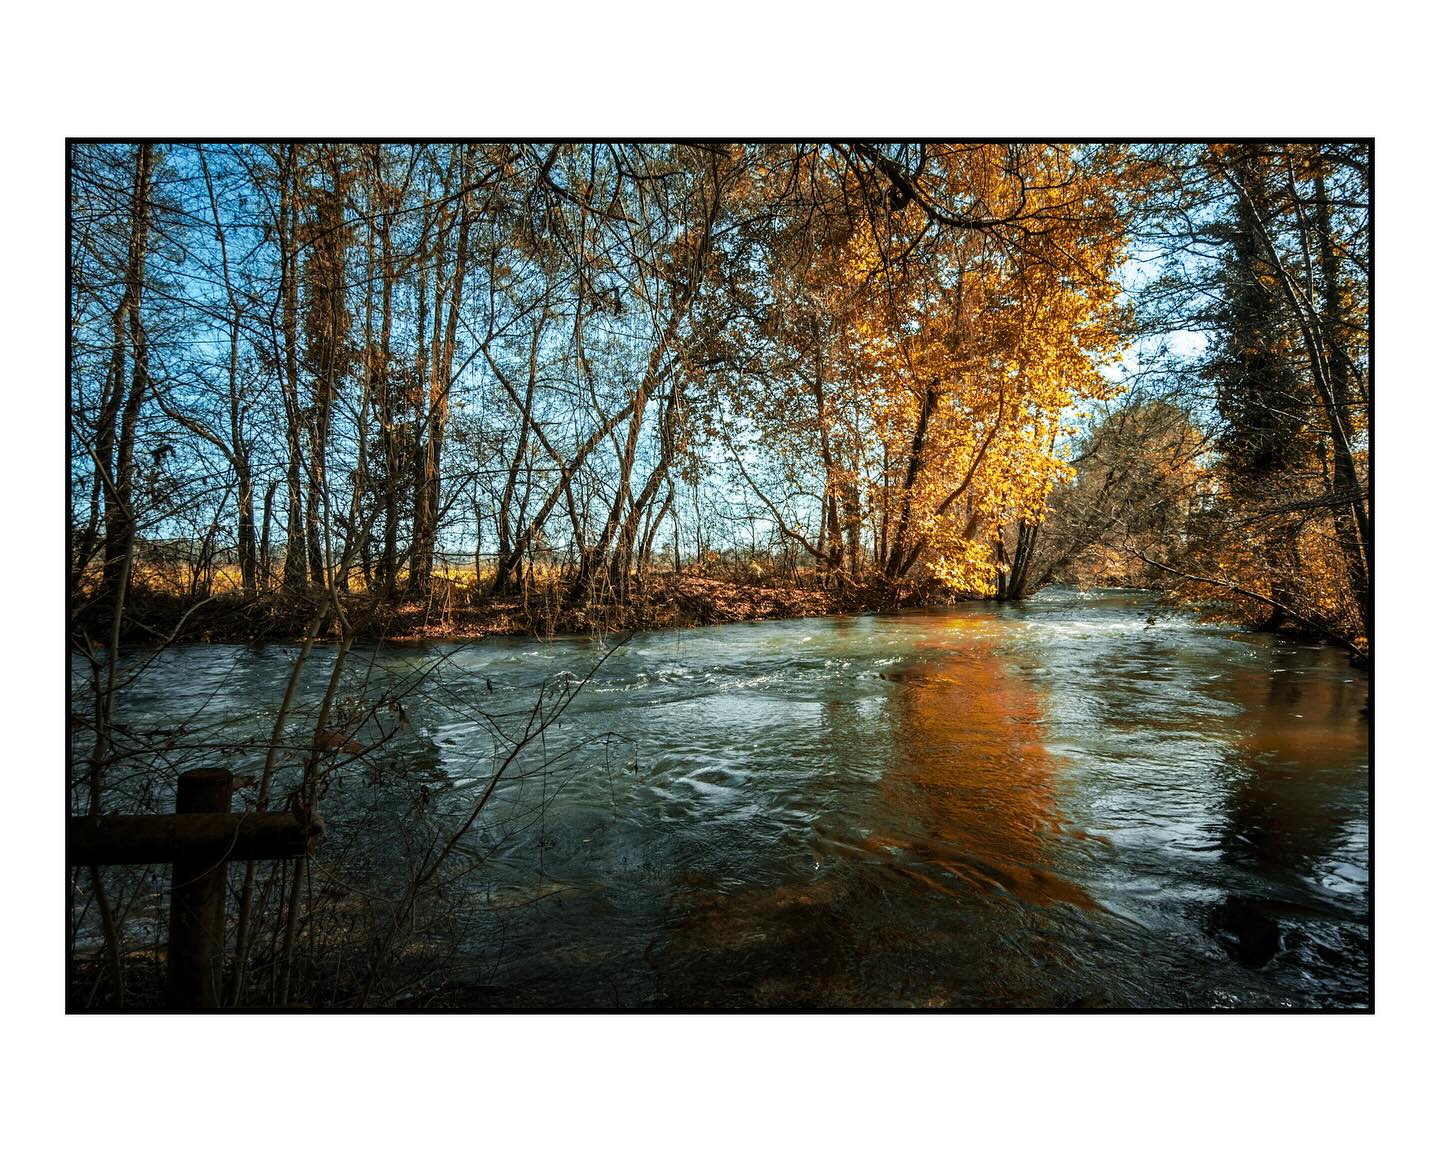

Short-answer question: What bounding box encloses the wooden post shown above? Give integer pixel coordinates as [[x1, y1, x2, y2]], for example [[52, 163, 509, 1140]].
[[166, 768, 234, 1011]]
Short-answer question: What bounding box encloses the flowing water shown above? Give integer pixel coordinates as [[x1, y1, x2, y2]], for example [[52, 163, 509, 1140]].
[[77, 587, 1371, 1009]]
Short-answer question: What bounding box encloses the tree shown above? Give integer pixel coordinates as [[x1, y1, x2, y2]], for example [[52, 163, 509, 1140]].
[[1086, 142, 1370, 653]]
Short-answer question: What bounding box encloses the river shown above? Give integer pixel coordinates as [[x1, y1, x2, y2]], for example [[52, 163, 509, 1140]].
[[74, 587, 1371, 1009]]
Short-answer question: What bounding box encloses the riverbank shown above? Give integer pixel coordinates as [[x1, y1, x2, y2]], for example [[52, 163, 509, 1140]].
[[74, 569, 905, 646], [76, 571, 1367, 663]]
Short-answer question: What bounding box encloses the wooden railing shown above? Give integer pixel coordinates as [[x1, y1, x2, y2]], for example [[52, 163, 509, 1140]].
[[69, 768, 322, 1010]]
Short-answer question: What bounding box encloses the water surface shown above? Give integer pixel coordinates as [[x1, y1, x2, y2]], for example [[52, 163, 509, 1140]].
[[77, 587, 1371, 1009]]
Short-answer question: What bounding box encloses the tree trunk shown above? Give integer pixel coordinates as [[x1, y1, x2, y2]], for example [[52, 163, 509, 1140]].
[[493, 320, 541, 595], [883, 379, 939, 582], [97, 143, 155, 611], [278, 147, 308, 591], [1311, 160, 1371, 638]]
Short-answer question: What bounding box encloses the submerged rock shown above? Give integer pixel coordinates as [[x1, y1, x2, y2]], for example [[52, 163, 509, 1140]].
[[1208, 895, 1283, 968]]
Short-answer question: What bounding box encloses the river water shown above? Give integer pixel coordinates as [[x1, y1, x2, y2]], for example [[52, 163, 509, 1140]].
[[78, 587, 1371, 1009]]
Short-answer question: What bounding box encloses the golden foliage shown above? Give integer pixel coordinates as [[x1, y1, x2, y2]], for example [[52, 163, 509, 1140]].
[[822, 145, 1133, 592]]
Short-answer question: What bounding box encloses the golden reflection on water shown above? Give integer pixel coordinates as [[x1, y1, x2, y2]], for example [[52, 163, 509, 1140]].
[[650, 616, 1109, 1008], [1231, 657, 1366, 770], [661, 618, 1101, 972], [1216, 654, 1368, 880], [865, 617, 1099, 912]]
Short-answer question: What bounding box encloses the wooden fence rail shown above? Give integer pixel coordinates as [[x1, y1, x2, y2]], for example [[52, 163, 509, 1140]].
[[68, 812, 318, 866]]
